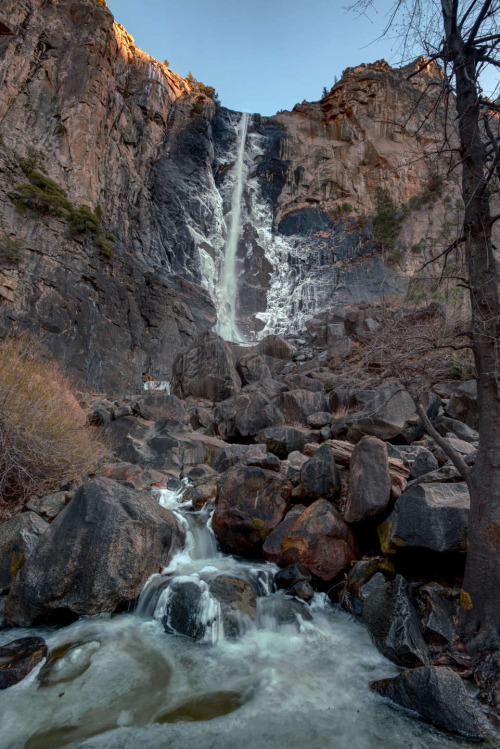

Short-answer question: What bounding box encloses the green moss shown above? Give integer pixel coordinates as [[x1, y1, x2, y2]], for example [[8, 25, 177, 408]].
[[377, 519, 396, 555], [10, 551, 26, 578], [247, 517, 270, 542]]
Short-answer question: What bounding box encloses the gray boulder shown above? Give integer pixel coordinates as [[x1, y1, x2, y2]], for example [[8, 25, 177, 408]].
[[446, 380, 478, 429], [213, 391, 284, 441], [379, 482, 470, 554], [257, 426, 317, 459], [297, 444, 341, 504], [172, 331, 242, 402], [0, 513, 49, 593], [283, 374, 325, 392], [363, 575, 429, 667], [344, 436, 391, 522], [256, 335, 295, 360], [236, 354, 271, 385], [417, 584, 457, 646], [275, 389, 329, 425], [372, 667, 484, 741], [134, 393, 188, 423], [409, 448, 439, 480], [4, 479, 184, 626], [212, 444, 267, 474], [436, 416, 479, 444], [307, 412, 332, 429], [26, 492, 70, 521], [347, 380, 422, 443]]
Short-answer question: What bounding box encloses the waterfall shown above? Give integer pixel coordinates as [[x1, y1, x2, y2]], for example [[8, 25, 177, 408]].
[[216, 112, 250, 342]]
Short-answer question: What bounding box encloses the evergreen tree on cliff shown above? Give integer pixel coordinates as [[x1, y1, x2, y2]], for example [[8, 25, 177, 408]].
[[354, 0, 500, 652]]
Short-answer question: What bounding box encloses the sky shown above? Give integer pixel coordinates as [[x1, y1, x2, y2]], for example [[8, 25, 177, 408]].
[[105, 0, 498, 116]]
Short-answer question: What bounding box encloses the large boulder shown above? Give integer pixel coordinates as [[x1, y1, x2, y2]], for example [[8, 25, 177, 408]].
[[4, 479, 184, 626], [446, 380, 478, 429], [162, 580, 208, 640], [372, 667, 484, 741], [172, 332, 242, 402], [208, 575, 257, 638], [0, 637, 48, 689], [275, 500, 357, 582], [262, 505, 306, 563], [213, 391, 284, 442], [236, 354, 271, 385], [257, 426, 316, 459], [275, 390, 329, 425], [344, 436, 391, 522], [417, 583, 457, 646], [379, 482, 470, 554], [134, 393, 188, 423], [362, 575, 429, 667], [256, 335, 295, 360], [0, 513, 49, 593], [297, 444, 341, 504], [347, 380, 423, 443], [213, 465, 292, 557]]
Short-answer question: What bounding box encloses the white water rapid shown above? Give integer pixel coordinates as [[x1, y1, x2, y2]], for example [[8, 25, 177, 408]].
[[215, 112, 250, 342], [0, 484, 481, 749]]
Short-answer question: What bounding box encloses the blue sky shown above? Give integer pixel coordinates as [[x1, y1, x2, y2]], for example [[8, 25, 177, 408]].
[[105, 0, 498, 116]]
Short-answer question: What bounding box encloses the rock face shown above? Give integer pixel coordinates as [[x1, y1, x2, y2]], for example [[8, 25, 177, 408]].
[[213, 465, 292, 557], [0, 636, 48, 689], [172, 332, 242, 403], [362, 575, 429, 667], [344, 436, 391, 522], [379, 482, 470, 554], [0, 512, 49, 593], [276, 500, 357, 582], [4, 478, 184, 625], [372, 667, 484, 741]]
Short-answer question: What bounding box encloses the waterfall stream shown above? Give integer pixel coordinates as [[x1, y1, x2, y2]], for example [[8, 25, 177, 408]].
[[0, 486, 474, 749]]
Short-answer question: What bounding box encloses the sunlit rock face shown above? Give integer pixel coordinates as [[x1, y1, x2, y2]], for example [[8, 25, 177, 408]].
[[0, 1, 468, 389]]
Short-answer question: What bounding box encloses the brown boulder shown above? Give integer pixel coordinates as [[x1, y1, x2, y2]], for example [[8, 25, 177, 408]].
[[278, 500, 357, 581], [212, 465, 292, 557], [344, 436, 391, 522], [172, 332, 242, 403]]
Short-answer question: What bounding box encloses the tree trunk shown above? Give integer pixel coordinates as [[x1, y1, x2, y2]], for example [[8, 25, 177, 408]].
[[442, 0, 500, 652]]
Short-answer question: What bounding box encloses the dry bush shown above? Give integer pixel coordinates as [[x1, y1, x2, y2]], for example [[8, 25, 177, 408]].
[[0, 335, 109, 516]]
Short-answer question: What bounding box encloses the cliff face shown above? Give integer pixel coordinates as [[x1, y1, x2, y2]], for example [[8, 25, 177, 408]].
[[0, 1, 470, 392]]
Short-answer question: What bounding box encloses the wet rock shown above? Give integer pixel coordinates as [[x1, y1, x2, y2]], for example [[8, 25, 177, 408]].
[[275, 389, 329, 426], [172, 332, 242, 403], [297, 444, 341, 504], [344, 436, 391, 522], [417, 584, 457, 646], [258, 426, 317, 459], [162, 581, 209, 640], [26, 492, 71, 521], [409, 448, 439, 480], [262, 506, 306, 564], [213, 465, 292, 557], [446, 380, 478, 429], [363, 575, 429, 667], [0, 636, 48, 689], [183, 483, 217, 510], [278, 500, 357, 582], [213, 391, 284, 441], [359, 572, 387, 601], [4, 479, 184, 626], [236, 354, 271, 385], [257, 593, 312, 627], [371, 666, 484, 741], [288, 581, 314, 603], [134, 394, 188, 423], [208, 575, 257, 638], [274, 562, 312, 594], [256, 335, 295, 360], [379, 482, 470, 554], [0, 513, 49, 593]]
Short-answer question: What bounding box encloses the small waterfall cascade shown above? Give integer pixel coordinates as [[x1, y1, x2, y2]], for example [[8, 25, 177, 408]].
[[215, 112, 250, 342]]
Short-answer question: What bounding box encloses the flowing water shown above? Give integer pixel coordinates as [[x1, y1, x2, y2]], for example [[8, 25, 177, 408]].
[[0, 486, 484, 749]]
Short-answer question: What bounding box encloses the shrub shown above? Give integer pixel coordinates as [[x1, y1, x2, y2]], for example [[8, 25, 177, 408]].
[[17, 147, 46, 177], [69, 205, 101, 236], [164, 59, 170, 68], [0, 235, 25, 264], [95, 235, 113, 257], [373, 186, 402, 249], [9, 171, 71, 217], [0, 335, 109, 514]]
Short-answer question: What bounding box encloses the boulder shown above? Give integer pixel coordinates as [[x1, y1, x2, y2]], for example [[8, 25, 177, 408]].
[[236, 354, 271, 385], [409, 448, 439, 480], [258, 426, 316, 459], [262, 506, 307, 563], [256, 335, 295, 360], [4, 479, 184, 626], [379, 482, 470, 554], [0, 637, 48, 689], [277, 500, 357, 582], [26, 492, 70, 521], [436, 416, 479, 444], [288, 581, 314, 603], [134, 393, 188, 423], [362, 575, 429, 667], [256, 593, 312, 628], [344, 436, 391, 522], [212, 444, 267, 474], [0, 513, 49, 593], [371, 667, 484, 741], [213, 465, 292, 557], [446, 380, 478, 429], [162, 580, 209, 640], [213, 391, 284, 441], [275, 390, 329, 425], [245, 452, 281, 472], [297, 444, 341, 503], [283, 374, 325, 392], [347, 380, 422, 443], [208, 575, 257, 638], [172, 332, 242, 402], [307, 412, 332, 429], [417, 584, 457, 646], [243, 378, 287, 399], [274, 563, 312, 592]]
